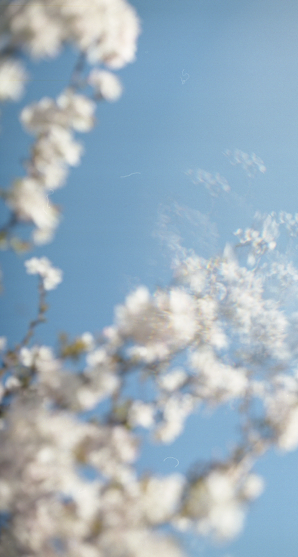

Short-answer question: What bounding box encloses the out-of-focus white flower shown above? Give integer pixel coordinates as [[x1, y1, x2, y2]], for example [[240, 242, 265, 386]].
[[19, 346, 35, 368], [34, 125, 83, 166], [128, 401, 155, 428], [8, 1, 63, 58], [77, 373, 120, 410], [19, 346, 61, 384], [154, 394, 195, 443], [8, 178, 57, 227], [0, 480, 13, 510], [4, 376, 21, 391], [277, 407, 298, 451], [57, 89, 96, 132], [4, 0, 141, 68], [190, 348, 248, 403], [141, 474, 185, 524], [80, 332, 95, 351], [0, 337, 7, 351], [241, 474, 264, 500], [21, 97, 60, 134], [224, 149, 266, 177], [88, 69, 123, 101], [185, 468, 246, 540], [86, 348, 109, 367], [25, 257, 62, 290], [158, 369, 187, 392], [0, 58, 28, 101], [265, 380, 298, 451]]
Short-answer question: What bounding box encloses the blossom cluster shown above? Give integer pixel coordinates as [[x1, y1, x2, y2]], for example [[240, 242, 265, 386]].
[[2, 217, 298, 554], [1, 0, 140, 66], [1, 2, 298, 556], [25, 256, 63, 290], [186, 168, 231, 197], [0, 0, 140, 247], [6, 89, 96, 244], [224, 149, 266, 178]]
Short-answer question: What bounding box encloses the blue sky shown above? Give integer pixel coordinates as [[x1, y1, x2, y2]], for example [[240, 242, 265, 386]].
[[1, 0, 298, 555]]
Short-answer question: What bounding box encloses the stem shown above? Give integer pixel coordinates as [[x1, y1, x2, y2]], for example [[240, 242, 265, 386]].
[[0, 278, 48, 377]]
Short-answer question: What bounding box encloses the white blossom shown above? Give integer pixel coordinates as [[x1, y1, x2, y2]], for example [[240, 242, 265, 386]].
[[241, 474, 264, 500], [0, 336, 7, 351], [80, 332, 95, 351], [190, 348, 248, 403], [0, 57, 28, 101], [88, 69, 123, 101], [25, 257, 63, 290], [157, 368, 187, 392], [8, 177, 59, 241], [4, 0, 141, 67], [128, 401, 155, 428], [57, 89, 96, 132], [141, 474, 185, 524]]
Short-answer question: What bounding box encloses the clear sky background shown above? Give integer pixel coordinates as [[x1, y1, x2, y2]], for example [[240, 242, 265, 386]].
[[1, 0, 298, 555]]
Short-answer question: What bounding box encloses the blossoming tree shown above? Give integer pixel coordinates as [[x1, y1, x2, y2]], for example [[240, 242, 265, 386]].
[[1, 1, 298, 556]]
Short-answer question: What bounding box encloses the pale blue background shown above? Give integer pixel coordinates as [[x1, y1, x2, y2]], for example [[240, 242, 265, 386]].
[[1, 0, 298, 555]]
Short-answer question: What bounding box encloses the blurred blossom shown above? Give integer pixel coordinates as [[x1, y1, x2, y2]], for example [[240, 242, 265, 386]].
[[224, 149, 266, 178], [88, 69, 123, 101], [186, 168, 230, 196], [0, 58, 28, 101], [25, 257, 63, 290]]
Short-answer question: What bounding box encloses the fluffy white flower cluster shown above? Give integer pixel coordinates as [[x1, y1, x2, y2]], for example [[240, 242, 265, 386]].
[[25, 256, 63, 289], [1, 0, 140, 246], [186, 168, 230, 196], [88, 69, 123, 102], [0, 57, 28, 101], [179, 465, 264, 540], [224, 149, 266, 177], [190, 348, 248, 403], [264, 374, 298, 451], [7, 89, 96, 243], [2, 1, 298, 552], [108, 285, 199, 363], [3, 222, 298, 554], [7, 177, 59, 244], [234, 212, 279, 265], [0, 383, 192, 557], [2, 0, 140, 67], [21, 89, 96, 189]]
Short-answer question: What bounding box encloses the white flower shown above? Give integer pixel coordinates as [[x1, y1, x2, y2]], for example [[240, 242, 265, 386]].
[[141, 474, 185, 524], [88, 69, 123, 102], [57, 90, 96, 132], [86, 348, 109, 367], [21, 97, 59, 134], [0, 337, 7, 351], [34, 125, 83, 165], [80, 332, 95, 351], [19, 346, 36, 367], [168, 288, 197, 344], [158, 369, 187, 392], [190, 348, 248, 402], [128, 401, 155, 428], [154, 394, 195, 443], [25, 257, 63, 290], [0, 58, 28, 101], [8, 1, 63, 58], [8, 178, 58, 227], [77, 373, 120, 410], [4, 376, 21, 391], [241, 474, 264, 500], [278, 407, 298, 451]]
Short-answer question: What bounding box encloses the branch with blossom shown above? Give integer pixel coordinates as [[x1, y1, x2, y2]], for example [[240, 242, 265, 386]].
[[1, 2, 298, 557]]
